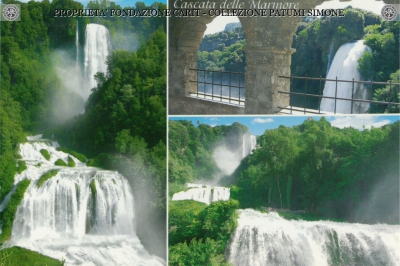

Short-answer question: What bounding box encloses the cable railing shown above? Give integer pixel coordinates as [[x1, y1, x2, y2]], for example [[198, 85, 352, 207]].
[[189, 69, 245, 106], [278, 75, 400, 114]]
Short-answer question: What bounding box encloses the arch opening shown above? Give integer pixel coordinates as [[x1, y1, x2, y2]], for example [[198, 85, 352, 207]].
[[195, 15, 247, 106]]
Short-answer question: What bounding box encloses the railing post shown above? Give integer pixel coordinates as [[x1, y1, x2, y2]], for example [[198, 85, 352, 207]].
[[220, 72, 222, 102], [229, 72, 232, 104], [196, 69, 199, 98], [290, 74, 293, 114], [369, 79, 373, 110], [239, 72, 241, 105], [351, 78, 354, 114], [204, 70, 206, 100], [334, 76, 338, 114], [318, 75, 322, 114], [212, 71, 214, 101], [388, 80, 392, 111], [304, 74, 308, 114]]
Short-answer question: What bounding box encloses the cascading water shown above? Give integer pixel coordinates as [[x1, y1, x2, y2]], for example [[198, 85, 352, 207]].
[[171, 183, 230, 205], [76, 21, 79, 71], [228, 209, 400, 266], [320, 40, 371, 114], [83, 24, 111, 100], [326, 41, 334, 77], [2, 137, 164, 265], [242, 133, 256, 158]]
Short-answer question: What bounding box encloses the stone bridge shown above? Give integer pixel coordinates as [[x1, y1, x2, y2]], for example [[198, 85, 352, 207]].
[[169, 0, 395, 114]]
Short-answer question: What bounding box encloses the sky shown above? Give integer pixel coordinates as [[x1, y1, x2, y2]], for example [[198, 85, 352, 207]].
[[169, 115, 400, 136], [204, 0, 386, 35]]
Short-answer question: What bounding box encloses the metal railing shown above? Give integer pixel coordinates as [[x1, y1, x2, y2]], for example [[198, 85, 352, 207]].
[[189, 69, 245, 106], [278, 75, 400, 114]]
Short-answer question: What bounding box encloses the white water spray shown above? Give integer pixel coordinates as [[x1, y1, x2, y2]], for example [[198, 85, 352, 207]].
[[326, 41, 334, 77], [228, 209, 400, 266], [172, 183, 230, 205], [320, 40, 370, 114], [3, 139, 164, 265], [84, 24, 111, 100], [214, 133, 256, 176], [76, 21, 79, 70]]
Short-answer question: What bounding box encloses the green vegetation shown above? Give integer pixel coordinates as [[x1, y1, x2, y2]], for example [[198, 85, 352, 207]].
[[67, 156, 75, 167], [56, 147, 87, 162], [86, 155, 105, 168], [169, 238, 231, 266], [169, 200, 207, 246], [0, 246, 63, 266], [358, 22, 399, 113], [198, 26, 245, 72], [0, 158, 17, 203], [232, 118, 399, 224], [169, 120, 248, 184], [16, 161, 27, 174], [89, 180, 97, 196], [40, 149, 51, 161], [0, 179, 31, 243], [54, 159, 67, 166], [37, 170, 59, 188], [169, 200, 239, 266]]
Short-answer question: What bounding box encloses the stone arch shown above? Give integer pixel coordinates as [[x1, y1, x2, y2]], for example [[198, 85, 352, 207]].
[[169, 0, 394, 114]]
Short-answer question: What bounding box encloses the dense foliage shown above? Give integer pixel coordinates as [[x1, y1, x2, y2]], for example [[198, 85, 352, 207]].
[[198, 26, 246, 72], [168, 200, 239, 266], [54, 158, 67, 166], [56, 147, 87, 162], [40, 149, 51, 160], [37, 169, 59, 188], [0, 246, 64, 266], [0, 179, 31, 243], [358, 22, 399, 113], [230, 118, 399, 224]]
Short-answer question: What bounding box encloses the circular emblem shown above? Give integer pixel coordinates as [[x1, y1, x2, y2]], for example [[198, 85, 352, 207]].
[[3, 4, 19, 21], [381, 4, 397, 21]]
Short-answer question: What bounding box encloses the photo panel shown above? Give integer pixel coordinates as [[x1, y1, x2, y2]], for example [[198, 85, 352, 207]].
[[168, 0, 399, 115], [167, 115, 400, 265], [0, 0, 166, 265]]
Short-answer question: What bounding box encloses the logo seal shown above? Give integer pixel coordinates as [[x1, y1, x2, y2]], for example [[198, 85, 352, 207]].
[[381, 4, 397, 21], [2, 4, 19, 21]]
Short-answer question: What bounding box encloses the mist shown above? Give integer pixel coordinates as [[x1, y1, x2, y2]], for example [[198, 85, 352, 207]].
[[107, 154, 166, 259], [210, 132, 256, 183], [213, 145, 243, 176], [46, 50, 85, 127], [353, 172, 400, 224], [111, 30, 140, 52]]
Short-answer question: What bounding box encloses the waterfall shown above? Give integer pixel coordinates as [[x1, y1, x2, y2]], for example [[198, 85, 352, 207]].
[[3, 139, 164, 265], [76, 21, 79, 70], [171, 183, 230, 205], [242, 133, 256, 159], [320, 40, 371, 114], [326, 41, 334, 77], [84, 24, 111, 100], [228, 209, 400, 266]]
